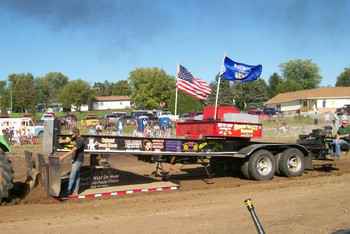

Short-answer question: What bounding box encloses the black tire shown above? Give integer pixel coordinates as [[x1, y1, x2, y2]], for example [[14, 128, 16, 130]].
[[274, 153, 282, 175], [240, 160, 250, 179], [279, 148, 305, 177], [0, 150, 14, 201], [248, 150, 275, 181]]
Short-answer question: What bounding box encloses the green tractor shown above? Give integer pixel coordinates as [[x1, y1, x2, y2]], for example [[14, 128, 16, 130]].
[[0, 134, 13, 201]]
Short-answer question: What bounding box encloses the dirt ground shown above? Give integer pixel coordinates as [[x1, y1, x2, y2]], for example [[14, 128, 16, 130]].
[[1, 146, 350, 234]]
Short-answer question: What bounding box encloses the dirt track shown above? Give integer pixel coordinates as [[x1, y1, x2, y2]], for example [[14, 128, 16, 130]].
[[1, 153, 350, 233]]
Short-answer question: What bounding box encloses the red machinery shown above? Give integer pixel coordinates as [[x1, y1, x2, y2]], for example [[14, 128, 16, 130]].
[[176, 105, 262, 139]]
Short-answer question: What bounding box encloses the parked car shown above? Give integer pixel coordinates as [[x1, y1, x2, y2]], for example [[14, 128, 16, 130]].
[[179, 112, 203, 121], [131, 111, 157, 121], [263, 107, 277, 116], [247, 108, 263, 115]]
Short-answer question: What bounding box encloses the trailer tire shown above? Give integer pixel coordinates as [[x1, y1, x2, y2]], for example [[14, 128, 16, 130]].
[[240, 160, 250, 179], [275, 153, 282, 175], [248, 150, 275, 181], [279, 148, 305, 177], [0, 150, 14, 201]]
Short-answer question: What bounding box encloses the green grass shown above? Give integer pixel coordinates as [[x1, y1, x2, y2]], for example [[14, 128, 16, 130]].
[[9, 109, 132, 122], [261, 115, 314, 128]]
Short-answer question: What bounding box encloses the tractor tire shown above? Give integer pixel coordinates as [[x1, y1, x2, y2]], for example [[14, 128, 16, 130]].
[[248, 150, 275, 181], [278, 148, 305, 177], [0, 150, 14, 201]]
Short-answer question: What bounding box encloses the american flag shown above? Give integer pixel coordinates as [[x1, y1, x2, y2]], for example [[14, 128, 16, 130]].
[[176, 65, 211, 100]]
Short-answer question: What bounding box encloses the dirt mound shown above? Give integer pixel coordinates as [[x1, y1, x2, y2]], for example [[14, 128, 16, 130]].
[[20, 183, 58, 205], [1, 179, 58, 206]]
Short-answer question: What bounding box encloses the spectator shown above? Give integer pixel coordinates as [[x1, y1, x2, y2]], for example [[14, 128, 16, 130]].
[[334, 113, 341, 134], [136, 116, 148, 137], [13, 129, 20, 145], [95, 123, 103, 135], [152, 122, 161, 138], [313, 109, 319, 125], [159, 116, 172, 137], [332, 134, 350, 159], [324, 112, 332, 126], [332, 121, 350, 159], [144, 123, 152, 137], [116, 118, 124, 136]]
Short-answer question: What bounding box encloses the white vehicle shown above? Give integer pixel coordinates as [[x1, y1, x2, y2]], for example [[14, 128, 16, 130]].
[[0, 117, 44, 137]]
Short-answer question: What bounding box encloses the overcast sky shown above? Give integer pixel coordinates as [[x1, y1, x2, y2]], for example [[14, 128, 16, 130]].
[[0, 0, 349, 86]]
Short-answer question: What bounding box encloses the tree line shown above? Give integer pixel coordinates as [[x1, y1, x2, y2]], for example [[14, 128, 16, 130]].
[[0, 59, 349, 114]]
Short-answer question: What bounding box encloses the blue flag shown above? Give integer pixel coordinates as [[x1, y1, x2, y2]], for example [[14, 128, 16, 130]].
[[221, 56, 262, 82]]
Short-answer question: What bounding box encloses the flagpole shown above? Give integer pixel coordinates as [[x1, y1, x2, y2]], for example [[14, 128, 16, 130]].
[[214, 54, 226, 120], [175, 87, 178, 117], [214, 75, 221, 120], [174, 65, 179, 119]]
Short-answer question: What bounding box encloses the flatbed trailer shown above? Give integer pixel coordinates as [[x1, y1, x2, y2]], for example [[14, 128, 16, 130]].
[[43, 106, 339, 198], [55, 134, 313, 182]]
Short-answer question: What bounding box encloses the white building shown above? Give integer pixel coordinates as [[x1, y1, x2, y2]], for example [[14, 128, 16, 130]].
[[92, 96, 131, 110], [265, 87, 350, 114]]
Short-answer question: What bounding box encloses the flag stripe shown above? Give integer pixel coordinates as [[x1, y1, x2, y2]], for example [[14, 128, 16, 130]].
[[176, 65, 211, 100], [176, 85, 207, 100], [193, 79, 211, 94], [177, 79, 209, 96], [177, 85, 207, 100], [176, 80, 208, 99]]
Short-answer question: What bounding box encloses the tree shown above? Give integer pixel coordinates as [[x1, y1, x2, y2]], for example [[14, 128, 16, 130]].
[[169, 91, 204, 114], [232, 79, 269, 110], [207, 74, 268, 110], [111, 80, 130, 96], [278, 59, 322, 92], [336, 68, 350, 87], [268, 73, 282, 98], [35, 72, 69, 107], [0, 81, 9, 114], [128, 68, 175, 109], [207, 74, 234, 105], [8, 73, 36, 113], [93, 81, 113, 96], [58, 80, 94, 111]]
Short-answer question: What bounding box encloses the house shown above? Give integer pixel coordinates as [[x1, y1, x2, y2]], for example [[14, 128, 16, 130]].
[[92, 96, 131, 110], [265, 87, 350, 114]]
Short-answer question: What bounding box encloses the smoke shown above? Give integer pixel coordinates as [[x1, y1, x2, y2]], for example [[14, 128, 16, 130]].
[[1, 0, 171, 50], [1, 0, 349, 51]]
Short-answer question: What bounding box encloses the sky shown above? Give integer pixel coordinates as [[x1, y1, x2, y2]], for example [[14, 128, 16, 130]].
[[0, 0, 349, 86]]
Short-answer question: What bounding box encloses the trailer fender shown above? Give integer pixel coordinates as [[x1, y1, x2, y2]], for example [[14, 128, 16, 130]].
[[237, 143, 312, 170]]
